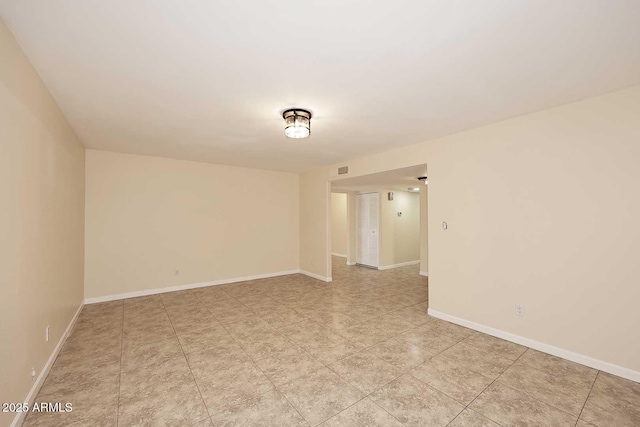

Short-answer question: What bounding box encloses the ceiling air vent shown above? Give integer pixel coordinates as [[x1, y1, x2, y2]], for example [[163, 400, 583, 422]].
[[338, 166, 349, 175]]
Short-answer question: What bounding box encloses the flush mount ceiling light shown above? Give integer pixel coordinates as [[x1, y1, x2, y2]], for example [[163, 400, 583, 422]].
[[283, 109, 311, 139], [408, 187, 420, 192], [417, 176, 428, 185]]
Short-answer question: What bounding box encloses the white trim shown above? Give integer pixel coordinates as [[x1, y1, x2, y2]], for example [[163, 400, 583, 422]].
[[300, 270, 333, 282], [85, 270, 301, 304], [378, 260, 420, 270], [331, 253, 347, 258], [420, 271, 429, 277], [11, 302, 84, 427], [346, 261, 356, 266], [428, 309, 640, 383]]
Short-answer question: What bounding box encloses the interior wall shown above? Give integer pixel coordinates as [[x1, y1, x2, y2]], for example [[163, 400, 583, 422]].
[[0, 18, 85, 426], [300, 85, 640, 375], [299, 169, 331, 280], [330, 193, 348, 257], [85, 150, 300, 299], [379, 189, 420, 267], [420, 185, 429, 274]]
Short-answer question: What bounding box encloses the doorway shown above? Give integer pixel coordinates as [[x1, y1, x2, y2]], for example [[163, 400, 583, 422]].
[[329, 164, 428, 278]]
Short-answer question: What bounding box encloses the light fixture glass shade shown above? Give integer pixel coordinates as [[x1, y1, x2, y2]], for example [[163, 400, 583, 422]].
[[283, 109, 311, 139]]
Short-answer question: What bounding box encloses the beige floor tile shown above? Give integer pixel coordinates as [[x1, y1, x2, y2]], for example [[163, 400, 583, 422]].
[[418, 319, 473, 342], [38, 354, 120, 397], [279, 367, 364, 426], [121, 337, 183, 369], [463, 332, 527, 361], [122, 321, 176, 346], [396, 328, 459, 355], [210, 389, 309, 426], [255, 347, 325, 386], [590, 372, 640, 407], [410, 355, 493, 405], [118, 380, 209, 427], [439, 343, 514, 379], [168, 310, 219, 330], [469, 382, 577, 426], [224, 317, 276, 341], [196, 361, 275, 414], [60, 333, 122, 360], [330, 351, 400, 394], [186, 343, 251, 378], [238, 330, 298, 360], [580, 374, 640, 427], [189, 418, 213, 426], [259, 309, 309, 329], [496, 360, 592, 415], [307, 311, 362, 329], [447, 409, 500, 427], [333, 324, 390, 349], [368, 337, 431, 372], [363, 298, 406, 313], [364, 313, 417, 336], [320, 398, 404, 426], [518, 349, 597, 386], [177, 329, 236, 354], [303, 340, 361, 365], [390, 304, 432, 326], [369, 374, 464, 427], [339, 305, 381, 322], [120, 353, 194, 400]]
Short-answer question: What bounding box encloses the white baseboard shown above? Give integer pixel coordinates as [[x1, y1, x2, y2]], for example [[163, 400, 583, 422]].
[[378, 260, 420, 271], [428, 309, 640, 383], [420, 271, 429, 277], [300, 270, 333, 282], [331, 253, 347, 258], [11, 302, 84, 427], [85, 269, 301, 304]]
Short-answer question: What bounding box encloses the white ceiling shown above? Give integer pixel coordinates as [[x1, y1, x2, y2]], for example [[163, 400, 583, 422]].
[[332, 165, 427, 193], [2, 1, 640, 172]]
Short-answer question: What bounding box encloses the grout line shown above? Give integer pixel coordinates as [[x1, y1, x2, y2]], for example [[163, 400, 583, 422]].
[[574, 371, 599, 427], [115, 300, 124, 427], [159, 295, 213, 423]]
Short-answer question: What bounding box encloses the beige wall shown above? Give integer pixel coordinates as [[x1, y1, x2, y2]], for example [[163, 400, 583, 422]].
[[300, 169, 331, 279], [0, 19, 85, 426], [300, 86, 640, 375], [419, 185, 429, 274], [379, 190, 420, 267], [85, 150, 299, 299], [330, 193, 348, 256]]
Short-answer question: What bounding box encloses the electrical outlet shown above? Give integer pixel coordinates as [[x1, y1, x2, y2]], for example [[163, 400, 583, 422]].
[[175, 269, 180, 276], [46, 325, 50, 342], [515, 304, 524, 317]]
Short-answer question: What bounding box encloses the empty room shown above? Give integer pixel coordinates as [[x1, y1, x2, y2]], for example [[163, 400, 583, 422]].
[[1, 1, 639, 426]]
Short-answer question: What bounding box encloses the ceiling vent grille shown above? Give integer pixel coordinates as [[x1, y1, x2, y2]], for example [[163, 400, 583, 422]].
[[338, 166, 349, 175]]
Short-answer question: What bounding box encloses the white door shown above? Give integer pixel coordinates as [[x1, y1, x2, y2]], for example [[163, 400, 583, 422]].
[[356, 192, 379, 268]]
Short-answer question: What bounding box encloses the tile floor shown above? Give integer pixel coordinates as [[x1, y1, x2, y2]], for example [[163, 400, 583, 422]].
[[24, 257, 640, 426]]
